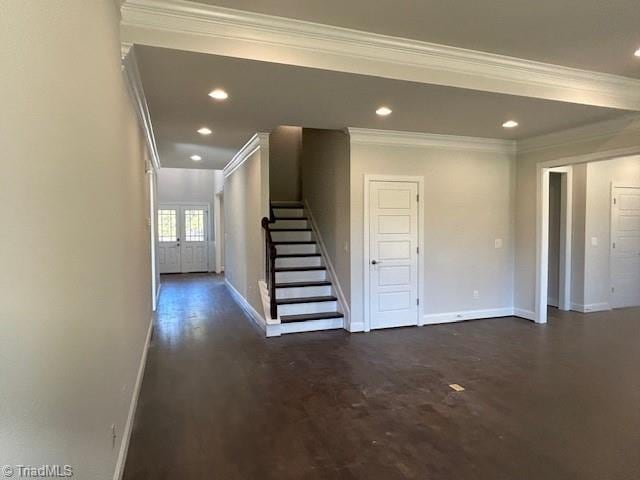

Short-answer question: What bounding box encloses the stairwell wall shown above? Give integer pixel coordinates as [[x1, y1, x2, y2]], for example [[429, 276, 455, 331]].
[[300, 129, 352, 304]]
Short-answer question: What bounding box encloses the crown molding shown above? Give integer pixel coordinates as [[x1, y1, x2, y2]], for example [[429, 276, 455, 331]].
[[120, 0, 640, 111], [122, 47, 161, 171], [348, 128, 516, 154], [121, 41, 133, 60], [223, 132, 269, 177], [517, 114, 640, 154]]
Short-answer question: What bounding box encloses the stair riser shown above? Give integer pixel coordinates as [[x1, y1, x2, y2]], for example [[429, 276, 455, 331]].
[[280, 317, 344, 334], [273, 208, 305, 218], [270, 231, 313, 242], [278, 301, 338, 316], [272, 219, 309, 229], [275, 257, 322, 268], [275, 270, 327, 283], [275, 244, 318, 255], [275, 285, 333, 299]]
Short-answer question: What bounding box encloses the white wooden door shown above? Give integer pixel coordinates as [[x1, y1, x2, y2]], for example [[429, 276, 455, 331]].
[[180, 206, 208, 273], [158, 206, 181, 273], [368, 181, 419, 329], [611, 186, 640, 308]]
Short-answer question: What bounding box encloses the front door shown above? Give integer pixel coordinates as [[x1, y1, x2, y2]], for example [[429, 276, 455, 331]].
[[368, 180, 419, 329], [158, 205, 208, 274], [611, 186, 640, 308]]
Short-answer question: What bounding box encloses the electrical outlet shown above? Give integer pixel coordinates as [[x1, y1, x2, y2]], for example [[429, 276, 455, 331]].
[[473, 290, 480, 299]]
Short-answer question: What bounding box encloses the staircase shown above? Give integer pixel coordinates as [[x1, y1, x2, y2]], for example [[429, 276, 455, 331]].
[[262, 202, 345, 334]]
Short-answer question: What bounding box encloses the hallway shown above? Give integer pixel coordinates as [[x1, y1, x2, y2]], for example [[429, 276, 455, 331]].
[[123, 274, 640, 480]]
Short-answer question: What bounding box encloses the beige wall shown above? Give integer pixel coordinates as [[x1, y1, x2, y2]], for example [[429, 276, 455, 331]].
[[270, 126, 302, 201], [224, 146, 269, 313], [301, 129, 351, 302], [514, 117, 640, 313], [350, 141, 515, 327], [0, 1, 152, 478]]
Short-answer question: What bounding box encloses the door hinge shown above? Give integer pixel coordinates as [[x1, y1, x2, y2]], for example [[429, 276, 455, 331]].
[[416, 298, 420, 306], [613, 197, 617, 205], [416, 194, 419, 202], [612, 242, 616, 249], [416, 246, 419, 254], [611, 286, 615, 293]]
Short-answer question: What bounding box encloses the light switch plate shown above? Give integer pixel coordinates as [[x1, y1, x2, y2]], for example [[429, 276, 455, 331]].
[[591, 237, 599, 247], [495, 239, 503, 249]]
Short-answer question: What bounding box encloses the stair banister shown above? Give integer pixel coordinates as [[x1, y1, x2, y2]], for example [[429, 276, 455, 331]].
[[261, 216, 278, 319]]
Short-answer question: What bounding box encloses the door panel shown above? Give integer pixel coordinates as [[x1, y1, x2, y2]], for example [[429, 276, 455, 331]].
[[611, 186, 640, 308], [369, 181, 419, 330], [181, 207, 208, 273], [158, 207, 181, 273]]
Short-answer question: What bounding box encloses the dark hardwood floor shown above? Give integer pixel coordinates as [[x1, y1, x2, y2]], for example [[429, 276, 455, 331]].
[[123, 274, 640, 480]]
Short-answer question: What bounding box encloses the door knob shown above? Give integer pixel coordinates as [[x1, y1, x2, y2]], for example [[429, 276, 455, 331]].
[[371, 260, 379, 265]]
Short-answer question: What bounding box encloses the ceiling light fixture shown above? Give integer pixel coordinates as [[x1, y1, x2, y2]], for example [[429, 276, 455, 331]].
[[502, 120, 519, 128], [197, 127, 213, 135], [376, 106, 392, 116], [208, 89, 228, 100], [635, 47, 640, 57], [190, 155, 202, 161]]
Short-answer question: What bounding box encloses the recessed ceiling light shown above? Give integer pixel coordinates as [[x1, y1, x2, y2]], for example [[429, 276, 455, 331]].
[[197, 127, 213, 135], [208, 89, 228, 100], [190, 155, 202, 161], [376, 106, 392, 116], [635, 47, 640, 57], [502, 120, 519, 128]]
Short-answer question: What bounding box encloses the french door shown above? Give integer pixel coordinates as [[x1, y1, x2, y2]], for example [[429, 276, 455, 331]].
[[157, 204, 209, 274]]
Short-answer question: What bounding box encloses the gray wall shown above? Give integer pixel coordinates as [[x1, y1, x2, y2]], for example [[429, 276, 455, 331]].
[[350, 141, 515, 327], [301, 129, 351, 302], [270, 126, 302, 201], [0, 1, 152, 478], [224, 146, 269, 313]]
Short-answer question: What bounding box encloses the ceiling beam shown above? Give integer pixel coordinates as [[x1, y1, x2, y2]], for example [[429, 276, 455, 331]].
[[121, 0, 640, 112]]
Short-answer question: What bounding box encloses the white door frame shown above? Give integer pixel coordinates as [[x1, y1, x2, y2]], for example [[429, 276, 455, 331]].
[[363, 175, 425, 332], [158, 202, 211, 273], [214, 191, 224, 273], [535, 146, 640, 324], [548, 166, 573, 311]]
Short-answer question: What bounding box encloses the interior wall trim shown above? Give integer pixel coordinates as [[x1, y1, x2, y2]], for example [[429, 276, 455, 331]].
[[122, 47, 161, 171], [120, 0, 640, 110], [348, 127, 517, 154], [223, 132, 269, 177]]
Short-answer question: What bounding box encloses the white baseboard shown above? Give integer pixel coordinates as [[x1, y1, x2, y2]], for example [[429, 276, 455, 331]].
[[303, 200, 349, 330], [113, 315, 153, 480], [349, 321, 365, 333], [513, 308, 537, 321], [571, 302, 611, 313], [422, 307, 514, 325], [225, 278, 267, 332]]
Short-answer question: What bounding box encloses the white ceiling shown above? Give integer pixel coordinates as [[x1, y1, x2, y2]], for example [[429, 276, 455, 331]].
[[136, 46, 626, 170], [191, 0, 640, 78]]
